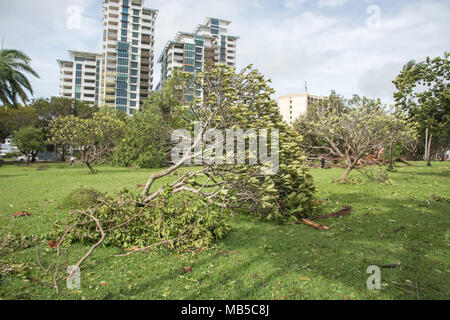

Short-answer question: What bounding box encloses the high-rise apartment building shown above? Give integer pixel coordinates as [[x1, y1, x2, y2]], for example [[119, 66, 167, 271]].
[[100, 0, 158, 115], [57, 50, 102, 105], [278, 93, 324, 125], [158, 17, 238, 101], [58, 0, 157, 115]]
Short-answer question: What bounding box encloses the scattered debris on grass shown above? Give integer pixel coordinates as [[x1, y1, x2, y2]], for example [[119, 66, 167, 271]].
[[311, 206, 352, 220], [216, 251, 239, 255], [182, 267, 193, 273], [301, 219, 330, 230], [47, 240, 59, 249], [11, 211, 32, 218], [393, 227, 405, 233], [382, 262, 401, 269]]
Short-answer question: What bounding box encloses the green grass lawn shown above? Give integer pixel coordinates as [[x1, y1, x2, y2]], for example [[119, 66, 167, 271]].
[[0, 161, 449, 300]]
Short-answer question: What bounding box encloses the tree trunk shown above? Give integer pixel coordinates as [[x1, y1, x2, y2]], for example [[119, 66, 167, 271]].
[[427, 131, 433, 167], [388, 137, 394, 170], [25, 153, 30, 166], [31, 151, 38, 163], [60, 147, 66, 162], [340, 159, 356, 181], [85, 161, 96, 174]]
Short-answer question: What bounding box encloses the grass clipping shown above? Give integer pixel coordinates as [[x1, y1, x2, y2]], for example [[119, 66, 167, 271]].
[[50, 188, 231, 252]]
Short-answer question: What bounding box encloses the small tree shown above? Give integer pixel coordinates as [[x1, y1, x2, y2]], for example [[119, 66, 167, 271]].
[[295, 95, 391, 180], [393, 52, 450, 166], [11, 126, 45, 165], [113, 89, 185, 169], [139, 65, 318, 219], [33, 97, 99, 161], [384, 108, 418, 170], [49, 113, 125, 173]]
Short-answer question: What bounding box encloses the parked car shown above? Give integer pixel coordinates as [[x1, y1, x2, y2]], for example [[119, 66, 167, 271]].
[[17, 155, 38, 162]]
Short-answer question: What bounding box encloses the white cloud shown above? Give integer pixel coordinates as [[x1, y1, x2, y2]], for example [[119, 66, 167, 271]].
[[318, 0, 348, 8]]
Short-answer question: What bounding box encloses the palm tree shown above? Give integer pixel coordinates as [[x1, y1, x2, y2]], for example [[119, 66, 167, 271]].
[[0, 49, 40, 107]]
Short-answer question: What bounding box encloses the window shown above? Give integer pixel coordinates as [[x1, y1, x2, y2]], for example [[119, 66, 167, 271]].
[[195, 40, 203, 47], [76, 71, 82, 77], [184, 43, 195, 51], [130, 93, 137, 99], [130, 85, 137, 91], [195, 62, 202, 69], [118, 42, 129, 51], [184, 66, 194, 72], [117, 90, 127, 97], [75, 78, 82, 85], [131, 62, 138, 68], [184, 51, 194, 58], [121, 29, 127, 36], [118, 58, 128, 66], [121, 21, 128, 29], [184, 58, 194, 65], [117, 75, 128, 82], [133, 17, 139, 23], [116, 81, 127, 89], [118, 51, 129, 58], [76, 64, 82, 70], [132, 47, 138, 53], [132, 32, 139, 38], [130, 77, 137, 83], [195, 47, 202, 54], [122, 8, 128, 14], [131, 55, 138, 61], [132, 40, 138, 46], [75, 93, 81, 100], [133, 24, 139, 31], [133, 9, 140, 15], [210, 18, 219, 26], [131, 69, 138, 76], [130, 101, 136, 107], [116, 98, 127, 106], [117, 66, 128, 74]]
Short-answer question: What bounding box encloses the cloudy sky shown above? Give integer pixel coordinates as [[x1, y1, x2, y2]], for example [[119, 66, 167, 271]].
[[0, 0, 449, 104]]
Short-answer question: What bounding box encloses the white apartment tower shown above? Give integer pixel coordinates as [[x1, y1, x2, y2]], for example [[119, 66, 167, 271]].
[[158, 17, 239, 102], [100, 0, 158, 115], [57, 51, 103, 105], [278, 93, 325, 125]]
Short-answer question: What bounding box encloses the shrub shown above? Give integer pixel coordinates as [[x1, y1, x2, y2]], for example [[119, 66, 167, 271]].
[[61, 188, 102, 210], [51, 191, 231, 251]]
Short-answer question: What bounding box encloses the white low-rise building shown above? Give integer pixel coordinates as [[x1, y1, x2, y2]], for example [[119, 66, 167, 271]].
[[0, 137, 19, 156], [278, 93, 325, 125]]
